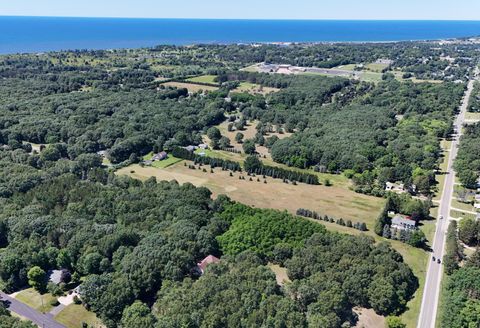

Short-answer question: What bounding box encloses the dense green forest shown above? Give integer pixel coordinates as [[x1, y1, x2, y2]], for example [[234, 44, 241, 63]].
[[441, 250, 480, 328]]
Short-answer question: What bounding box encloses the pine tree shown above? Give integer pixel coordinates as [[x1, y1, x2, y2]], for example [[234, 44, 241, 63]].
[[382, 224, 392, 239]]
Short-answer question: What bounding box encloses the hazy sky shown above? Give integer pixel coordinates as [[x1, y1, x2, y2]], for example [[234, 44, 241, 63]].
[[1, 0, 480, 20]]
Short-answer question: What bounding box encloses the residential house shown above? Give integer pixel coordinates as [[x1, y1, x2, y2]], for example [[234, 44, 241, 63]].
[[391, 215, 417, 231], [196, 255, 220, 275], [385, 182, 406, 193], [152, 151, 168, 161], [49, 269, 71, 285]]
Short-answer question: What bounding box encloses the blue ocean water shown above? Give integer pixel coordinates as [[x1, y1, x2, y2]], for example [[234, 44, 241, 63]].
[[1, 16, 480, 54]]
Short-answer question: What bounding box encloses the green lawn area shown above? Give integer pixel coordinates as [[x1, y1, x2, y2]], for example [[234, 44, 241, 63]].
[[151, 156, 183, 169], [451, 209, 476, 220], [451, 198, 474, 212], [360, 71, 384, 83], [336, 64, 357, 71], [15, 288, 57, 313], [365, 63, 390, 72], [143, 152, 183, 169], [186, 75, 218, 84], [55, 304, 103, 328]]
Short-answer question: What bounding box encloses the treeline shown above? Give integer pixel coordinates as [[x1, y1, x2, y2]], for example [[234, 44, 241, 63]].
[[440, 248, 480, 327], [244, 155, 319, 185], [296, 208, 367, 231], [171, 147, 241, 171], [468, 81, 480, 112], [443, 221, 463, 275], [454, 122, 480, 189]]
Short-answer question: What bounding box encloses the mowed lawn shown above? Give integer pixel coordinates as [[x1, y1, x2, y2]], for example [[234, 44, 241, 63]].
[[117, 162, 384, 227], [186, 75, 218, 84], [55, 304, 103, 328], [15, 288, 57, 313], [143, 152, 183, 169]]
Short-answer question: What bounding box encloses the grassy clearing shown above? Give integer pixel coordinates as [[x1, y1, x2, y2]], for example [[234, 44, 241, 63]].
[[336, 64, 357, 71], [465, 111, 480, 121], [231, 82, 280, 95], [143, 152, 183, 169], [451, 198, 475, 212], [55, 304, 103, 328], [451, 209, 476, 220], [15, 288, 57, 313], [365, 63, 389, 72], [267, 263, 291, 286], [151, 156, 183, 169], [360, 71, 384, 83], [117, 162, 384, 226], [186, 75, 218, 84], [162, 81, 218, 93], [240, 64, 259, 72]]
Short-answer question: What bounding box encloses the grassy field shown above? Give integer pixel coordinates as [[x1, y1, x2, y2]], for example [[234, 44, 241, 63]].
[[451, 209, 476, 220], [55, 304, 103, 328], [15, 288, 57, 313], [465, 111, 480, 122], [162, 81, 218, 93], [365, 63, 390, 72], [117, 161, 384, 226], [231, 82, 280, 95], [143, 152, 183, 168], [451, 198, 475, 212], [186, 75, 218, 84], [336, 64, 357, 71]]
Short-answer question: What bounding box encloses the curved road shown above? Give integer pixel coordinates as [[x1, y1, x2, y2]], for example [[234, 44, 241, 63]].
[[0, 291, 66, 328], [417, 78, 475, 328]]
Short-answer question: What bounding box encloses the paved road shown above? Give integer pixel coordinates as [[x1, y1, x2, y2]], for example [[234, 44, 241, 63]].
[[0, 291, 66, 328], [417, 79, 475, 328]]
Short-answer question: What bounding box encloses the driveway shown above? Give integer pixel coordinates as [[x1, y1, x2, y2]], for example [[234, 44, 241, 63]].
[[0, 291, 66, 328]]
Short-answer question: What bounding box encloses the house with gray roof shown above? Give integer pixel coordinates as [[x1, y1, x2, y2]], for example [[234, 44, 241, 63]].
[[391, 215, 417, 231]]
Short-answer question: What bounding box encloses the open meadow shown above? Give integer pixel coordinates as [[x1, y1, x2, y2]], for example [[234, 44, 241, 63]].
[[117, 161, 384, 226], [162, 81, 218, 93]]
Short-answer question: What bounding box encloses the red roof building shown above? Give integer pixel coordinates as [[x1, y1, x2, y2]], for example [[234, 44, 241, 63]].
[[196, 255, 220, 274]]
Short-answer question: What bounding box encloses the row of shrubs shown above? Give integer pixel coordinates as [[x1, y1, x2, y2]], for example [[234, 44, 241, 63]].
[[172, 147, 241, 172], [296, 208, 367, 231]]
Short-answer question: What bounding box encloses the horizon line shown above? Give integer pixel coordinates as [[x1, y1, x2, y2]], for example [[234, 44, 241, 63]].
[[2, 15, 480, 22]]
